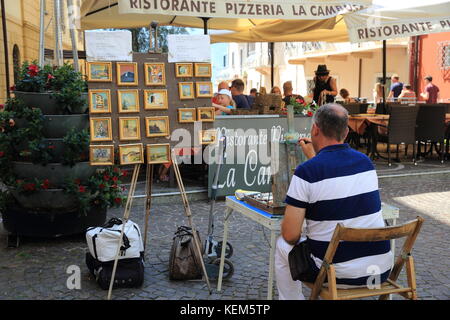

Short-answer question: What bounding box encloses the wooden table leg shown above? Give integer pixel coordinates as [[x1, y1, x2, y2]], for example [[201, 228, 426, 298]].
[[217, 207, 233, 292], [267, 230, 277, 300]]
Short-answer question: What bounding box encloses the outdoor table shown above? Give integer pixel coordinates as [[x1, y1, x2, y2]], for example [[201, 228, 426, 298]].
[[217, 196, 399, 300]]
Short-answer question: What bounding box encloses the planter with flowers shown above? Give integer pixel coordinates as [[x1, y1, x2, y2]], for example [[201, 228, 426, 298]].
[[0, 63, 124, 240]]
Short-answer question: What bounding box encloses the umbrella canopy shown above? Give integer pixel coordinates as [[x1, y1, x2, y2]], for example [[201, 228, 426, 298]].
[[344, 2, 450, 42], [80, 0, 372, 30]]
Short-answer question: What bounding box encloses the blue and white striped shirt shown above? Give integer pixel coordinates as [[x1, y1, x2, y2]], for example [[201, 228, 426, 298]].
[[285, 144, 393, 286]]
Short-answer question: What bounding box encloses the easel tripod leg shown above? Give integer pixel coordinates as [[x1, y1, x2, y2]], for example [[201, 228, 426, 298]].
[[217, 208, 232, 292]]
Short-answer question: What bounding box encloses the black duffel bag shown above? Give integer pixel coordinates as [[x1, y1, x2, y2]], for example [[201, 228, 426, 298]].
[[168, 226, 203, 280]]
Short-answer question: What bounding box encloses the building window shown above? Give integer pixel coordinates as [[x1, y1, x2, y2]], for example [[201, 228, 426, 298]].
[[444, 45, 450, 68], [232, 52, 235, 68], [438, 41, 450, 70], [223, 55, 227, 67], [13, 45, 21, 84], [247, 43, 255, 56]]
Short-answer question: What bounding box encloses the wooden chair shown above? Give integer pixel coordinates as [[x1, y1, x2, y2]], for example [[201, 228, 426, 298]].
[[304, 217, 424, 300]]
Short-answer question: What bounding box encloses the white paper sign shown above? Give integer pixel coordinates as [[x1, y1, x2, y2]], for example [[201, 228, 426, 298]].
[[85, 30, 133, 62], [168, 35, 211, 63]]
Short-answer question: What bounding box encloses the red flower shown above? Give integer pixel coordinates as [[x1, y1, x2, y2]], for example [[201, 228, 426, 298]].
[[99, 183, 105, 189], [112, 176, 118, 182], [10, 85, 15, 91], [47, 74, 55, 81], [121, 170, 128, 177], [0, 151, 4, 157], [24, 183, 36, 191], [114, 167, 120, 173], [307, 111, 313, 117], [41, 179, 50, 189], [114, 198, 122, 205], [27, 64, 39, 77], [78, 185, 86, 193], [0, 104, 4, 110], [103, 175, 110, 181]]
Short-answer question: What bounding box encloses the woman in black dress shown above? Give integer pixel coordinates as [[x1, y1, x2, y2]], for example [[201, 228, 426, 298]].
[[312, 65, 337, 106]]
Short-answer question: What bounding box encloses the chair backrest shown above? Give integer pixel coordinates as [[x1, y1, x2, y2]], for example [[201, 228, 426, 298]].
[[415, 104, 447, 141], [388, 105, 419, 144]]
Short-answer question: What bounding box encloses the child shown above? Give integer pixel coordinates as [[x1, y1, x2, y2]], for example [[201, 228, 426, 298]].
[[213, 89, 235, 115]]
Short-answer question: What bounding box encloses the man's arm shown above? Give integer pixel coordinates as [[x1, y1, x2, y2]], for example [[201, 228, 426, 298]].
[[281, 205, 306, 245]]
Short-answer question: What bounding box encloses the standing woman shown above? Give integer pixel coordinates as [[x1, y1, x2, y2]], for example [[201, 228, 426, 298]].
[[312, 65, 337, 106]]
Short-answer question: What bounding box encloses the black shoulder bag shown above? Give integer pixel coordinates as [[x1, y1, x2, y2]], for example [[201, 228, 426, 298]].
[[288, 241, 319, 283]]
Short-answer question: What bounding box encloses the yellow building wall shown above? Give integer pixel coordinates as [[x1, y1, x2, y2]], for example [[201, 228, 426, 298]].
[[0, 0, 84, 103]]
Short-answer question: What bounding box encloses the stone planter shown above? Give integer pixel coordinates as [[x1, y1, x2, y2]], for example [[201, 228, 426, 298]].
[[13, 91, 88, 115], [15, 114, 89, 139], [10, 189, 78, 211], [1, 204, 107, 237], [15, 138, 66, 162], [12, 161, 97, 187]]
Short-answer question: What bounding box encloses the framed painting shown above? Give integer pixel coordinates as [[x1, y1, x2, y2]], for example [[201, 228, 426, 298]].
[[87, 62, 112, 82], [145, 116, 170, 138], [119, 117, 141, 141], [194, 63, 212, 77], [144, 89, 168, 110], [178, 82, 194, 100], [89, 89, 111, 114], [117, 62, 138, 86], [144, 63, 166, 86], [147, 144, 171, 164], [90, 117, 112, 142], [119, 143, 144, 165], [199, 129, 217, 145], [118, 89, 140, 113], [178, 108, 196, 123], [196, 82, 213, 98], [89, 145, 114, 166], [175, 63, 193, 78], [197, 107, 215, 122]]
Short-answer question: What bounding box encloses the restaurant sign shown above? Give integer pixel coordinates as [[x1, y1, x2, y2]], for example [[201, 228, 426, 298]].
[[119, 0, 371, 20], [207, 116, 311, 198]]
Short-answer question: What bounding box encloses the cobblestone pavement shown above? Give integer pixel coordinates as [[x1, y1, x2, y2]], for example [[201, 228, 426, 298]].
[[0, 164, 449, 300]]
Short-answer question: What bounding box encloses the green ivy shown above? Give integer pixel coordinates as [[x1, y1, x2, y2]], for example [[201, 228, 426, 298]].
[[61, 128, 90, 167]]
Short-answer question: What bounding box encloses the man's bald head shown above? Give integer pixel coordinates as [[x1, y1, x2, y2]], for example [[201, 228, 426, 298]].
[[218, 81, 229, 91], [312, 103, 349, 141]]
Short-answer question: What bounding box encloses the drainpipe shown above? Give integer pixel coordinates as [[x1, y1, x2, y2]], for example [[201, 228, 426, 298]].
[[1, 0, 10, 98]]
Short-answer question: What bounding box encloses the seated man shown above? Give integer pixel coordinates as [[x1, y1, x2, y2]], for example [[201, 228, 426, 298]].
[[398, 84, 416, 103], [275, 103, 393, 300], [230, 79, 251, 109]]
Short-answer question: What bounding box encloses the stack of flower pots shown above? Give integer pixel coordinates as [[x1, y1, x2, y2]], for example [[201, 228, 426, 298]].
[[1, 63, 107, 240]]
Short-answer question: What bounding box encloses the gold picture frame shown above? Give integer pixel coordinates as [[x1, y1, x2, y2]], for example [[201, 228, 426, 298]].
[[196, 82, 213, 98], [87, 62, 112, 82], [119, 117, 141, 141], [144, 89, 168, 110], [178, 108, 196, 123], [89, 145, 114, 166], [117, 62, 138, 86], [175, 63, 193, 78], [144, 63, 166, 86], [194, 63, 212, 77], [147, 144, 171, 164], [90, 117, 113, 142], [197, 107, 215, 122], [118, 89, 140, 113], [89, 89, 111, 114], [178, 82, 194, 100], [145, 116, 170, 138], [119, 143, 144, 165], [199, 129, 217, 145]]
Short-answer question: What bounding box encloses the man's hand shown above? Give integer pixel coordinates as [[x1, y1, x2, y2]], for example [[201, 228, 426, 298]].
[[298, 138, 316, 159]]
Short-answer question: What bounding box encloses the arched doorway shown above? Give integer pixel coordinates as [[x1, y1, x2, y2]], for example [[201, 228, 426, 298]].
[[13, 45, 21, 84]]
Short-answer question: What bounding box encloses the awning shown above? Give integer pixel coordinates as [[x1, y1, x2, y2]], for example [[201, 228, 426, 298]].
[[80, 0, 372, 30]]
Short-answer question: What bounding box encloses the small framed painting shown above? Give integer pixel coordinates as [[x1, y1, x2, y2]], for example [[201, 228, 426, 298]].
[[87, 62, 112, 82], [175, 63, 193, 78], [144, 63, 166, 86], [89, 89, 111, 114], [178, 108, 196, 123], [117, 62, 138, 86], [178, 82, 194, 100], [118, 89, 140, 113], [194, 63, 212, 77], [119, 117, 141, 141], [147, 144, 171, 164], [199, 129, 217, 145], [144, 89, 168, 110], [196, 82, 213, 98], [197, 107, 215, 122], [145, 116, 170, 138], [90, 117, 112, 142], [119, 143, 144, 165], [89, 145, 114, 166]]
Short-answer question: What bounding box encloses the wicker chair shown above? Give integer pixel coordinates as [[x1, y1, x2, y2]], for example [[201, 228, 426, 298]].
[[415, 104, 447, 163], [377, 105, 419, 166]]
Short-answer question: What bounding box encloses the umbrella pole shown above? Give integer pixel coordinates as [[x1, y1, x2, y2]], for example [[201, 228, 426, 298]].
[[270, 42, 274, 89], [1, 0, 10, 99], [201, 17, 210, 35], [67, 0, 79, 72], [382, 40, 386, 110]]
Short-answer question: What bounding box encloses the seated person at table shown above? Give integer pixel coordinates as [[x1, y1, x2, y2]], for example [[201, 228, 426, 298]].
[[275, 103, 392, 300], [339, 88, 356, 103], [213, 89, 235, 115], [271, 86, 282, 95], [283, 81, 304, 105], [397, 84, 416, 103], [230, 79, 251, 109]]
